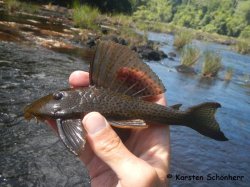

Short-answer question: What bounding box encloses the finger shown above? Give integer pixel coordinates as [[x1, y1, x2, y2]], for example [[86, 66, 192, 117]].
[[69, 70, 89, 87], [82, 112, 157, 183]]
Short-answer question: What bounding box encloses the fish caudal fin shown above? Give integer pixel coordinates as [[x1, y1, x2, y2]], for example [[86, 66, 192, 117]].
[[185, 102, 228, 141]]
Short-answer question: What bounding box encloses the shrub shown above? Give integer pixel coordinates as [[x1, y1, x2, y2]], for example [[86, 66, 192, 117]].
[[240, 25, 250, 39], [202, 50, 222, 77]]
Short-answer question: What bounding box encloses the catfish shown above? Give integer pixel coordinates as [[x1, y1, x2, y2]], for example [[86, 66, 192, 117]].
[[24, 41, 228, 155]]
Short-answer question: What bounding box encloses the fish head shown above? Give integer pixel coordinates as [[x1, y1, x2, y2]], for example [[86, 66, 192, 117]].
[[24, 88, 84, 121]]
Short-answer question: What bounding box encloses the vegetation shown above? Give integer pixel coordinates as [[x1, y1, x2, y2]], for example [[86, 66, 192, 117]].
[[234, 40, 250, 54], [79, 0, 132, 13], [173, 30, 193, 50], [202, 51, 222, 77], [181, 46, 200, 67], [132, 0, 173, 22], [72, 3, 100, 30], [4, 0, 39, 13], [132, 0, 250, 39], [110, 14, 133, 27]]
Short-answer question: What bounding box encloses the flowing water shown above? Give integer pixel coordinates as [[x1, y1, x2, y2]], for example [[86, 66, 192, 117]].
[[0, 22, 250, 187], [148, 32, 250, 187]]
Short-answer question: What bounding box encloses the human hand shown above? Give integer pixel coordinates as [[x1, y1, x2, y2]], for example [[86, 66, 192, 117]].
[[69, 71, 170, 187]]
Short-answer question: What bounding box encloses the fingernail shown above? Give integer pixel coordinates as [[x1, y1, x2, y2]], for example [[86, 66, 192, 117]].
[[83, 112, 107, 134]]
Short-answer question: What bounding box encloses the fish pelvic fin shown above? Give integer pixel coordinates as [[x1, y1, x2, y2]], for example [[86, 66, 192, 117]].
[[185, 102, 228, 141]]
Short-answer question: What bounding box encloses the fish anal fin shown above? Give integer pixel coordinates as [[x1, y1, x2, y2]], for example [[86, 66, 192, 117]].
[[56, 119, 86, 155], [108, 119, 148, 128]]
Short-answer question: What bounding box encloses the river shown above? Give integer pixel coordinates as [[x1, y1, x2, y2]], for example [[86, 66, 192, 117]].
[[0, 29, 250, 187]]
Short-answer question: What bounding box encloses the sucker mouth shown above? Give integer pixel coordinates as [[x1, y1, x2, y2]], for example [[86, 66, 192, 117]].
[[24, 111, 45, 123], [24, 111, 33, 120]]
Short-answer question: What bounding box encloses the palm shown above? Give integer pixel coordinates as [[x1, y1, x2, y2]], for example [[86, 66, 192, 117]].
[[80, 124, 169, 186]]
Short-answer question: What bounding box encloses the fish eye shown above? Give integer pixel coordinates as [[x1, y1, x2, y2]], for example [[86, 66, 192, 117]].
[[53, 92, 63, 100]]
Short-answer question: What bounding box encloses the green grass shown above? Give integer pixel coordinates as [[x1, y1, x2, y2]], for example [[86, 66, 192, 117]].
[[233, 40, 250, 55], [111, 14, 133, 27], [202, 51, 222, 77], [4, 0, 39, 14], [134, 20, 248, 55], [173, 30, 193, 50], [73, 4, 100, 30], [181, 46, 200, 67]]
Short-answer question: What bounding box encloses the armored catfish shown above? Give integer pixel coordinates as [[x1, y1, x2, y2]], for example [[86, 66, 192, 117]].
[[24, 41, 228, 155]]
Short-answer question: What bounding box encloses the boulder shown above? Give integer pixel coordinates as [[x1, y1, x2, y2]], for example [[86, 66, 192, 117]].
[[134, 45, 168, 61]]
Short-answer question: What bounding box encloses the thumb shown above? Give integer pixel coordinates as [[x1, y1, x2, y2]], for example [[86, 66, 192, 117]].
[[82, 112, 153, 180]]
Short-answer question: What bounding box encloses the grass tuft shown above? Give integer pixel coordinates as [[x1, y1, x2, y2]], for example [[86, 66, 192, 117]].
[[181, 46, 200, 67], [111, 14, 133, 27], [173, 30, 193, 50], [202, 50, 222, 77], [4, 0, 39, 14], [233, 40, 250, 55], [73, 4, 100, 30]]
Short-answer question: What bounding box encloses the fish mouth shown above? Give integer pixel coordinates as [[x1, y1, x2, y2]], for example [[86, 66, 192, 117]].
[[24, 105, 47, 122], [24, 111, 43, 123], [24, 105, 35, 120], [24, 106, 58, 133]]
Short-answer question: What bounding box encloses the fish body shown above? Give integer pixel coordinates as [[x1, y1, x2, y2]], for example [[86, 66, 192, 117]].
[[24, 41, 228, 155], [25, 86, 185, 125]]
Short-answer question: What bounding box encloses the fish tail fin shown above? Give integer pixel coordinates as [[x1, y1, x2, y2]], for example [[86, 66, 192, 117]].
[[185, 102, 228, 141]]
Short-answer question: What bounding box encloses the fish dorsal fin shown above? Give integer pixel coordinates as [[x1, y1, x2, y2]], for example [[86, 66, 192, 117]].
[[90, 41, 166, 97], [56, 119, 86, 155]]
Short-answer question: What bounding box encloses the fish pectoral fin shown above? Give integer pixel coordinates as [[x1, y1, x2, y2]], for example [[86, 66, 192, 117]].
[[56, 118, 86, 155], [108, 119, 148, 128]]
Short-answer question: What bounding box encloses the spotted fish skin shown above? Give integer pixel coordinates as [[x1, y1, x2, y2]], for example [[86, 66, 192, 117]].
[[51, 86, 186, 124], [25, 86, 227, 141], [24, 41, 228, 155]]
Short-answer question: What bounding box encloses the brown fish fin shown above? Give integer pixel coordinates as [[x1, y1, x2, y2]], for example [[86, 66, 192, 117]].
[[56, 119, 86, 155], [170, 104, 182, 110], [89, 41, 166, 97], [81, 47, 96, 63], [108, 119, 148, 128], [185, 102, 228, 141]]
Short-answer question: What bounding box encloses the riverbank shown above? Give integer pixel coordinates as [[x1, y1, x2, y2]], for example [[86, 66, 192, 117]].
[[1, 1, 249, 55], [1, 1, 173, 62]]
